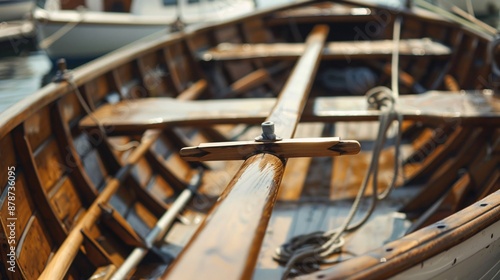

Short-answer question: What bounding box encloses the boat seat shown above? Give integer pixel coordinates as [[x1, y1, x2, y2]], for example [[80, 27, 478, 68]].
[[264, 3, 376, 25], [79, 90, 500, 135], [197, 39, 451, 62]]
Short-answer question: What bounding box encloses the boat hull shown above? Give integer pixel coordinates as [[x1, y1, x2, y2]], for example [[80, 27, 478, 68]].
[[393, 221, 500, 280], [34, 9, 170, 61], [0, 0, 34, 21]]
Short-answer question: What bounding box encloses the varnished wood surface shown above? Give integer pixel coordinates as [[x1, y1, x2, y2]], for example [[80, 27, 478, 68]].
[[79, 97, 273, 132], [163, 24, 329, 280], [180, 137, 360, 161], [265, 2, 375, 25], [80, 91, 500, 134], [199, 39, 451, 61], [163, 154, 285, 279]]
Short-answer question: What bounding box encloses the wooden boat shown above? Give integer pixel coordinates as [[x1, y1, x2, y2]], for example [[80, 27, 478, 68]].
[[34, 0, 255, 61], [1, 0, 499, 279]]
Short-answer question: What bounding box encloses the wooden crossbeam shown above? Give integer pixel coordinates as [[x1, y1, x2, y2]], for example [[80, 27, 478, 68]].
[[180, 137, 360, 161], [264, 3, 374, 25], [79, 97, 271, 133], [162, 24, 330, 280], [79, 90, 500, 134], [198, 39, 451, 62]]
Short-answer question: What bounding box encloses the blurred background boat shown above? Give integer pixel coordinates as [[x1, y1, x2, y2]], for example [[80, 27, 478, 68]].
[[0, 0, 36, 52], [0, 0, 35, 21], [33, 0, 255, 62]]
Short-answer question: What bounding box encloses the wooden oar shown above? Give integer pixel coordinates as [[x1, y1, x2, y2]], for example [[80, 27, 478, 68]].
[[162, 24, 330, 280]]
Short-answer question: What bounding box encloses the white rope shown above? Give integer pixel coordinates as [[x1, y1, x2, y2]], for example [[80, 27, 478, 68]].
[[278, 16, 404, 279]]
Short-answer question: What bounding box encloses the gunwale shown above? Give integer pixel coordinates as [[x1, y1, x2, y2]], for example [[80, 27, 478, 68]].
[[0, 0, 499, 279]]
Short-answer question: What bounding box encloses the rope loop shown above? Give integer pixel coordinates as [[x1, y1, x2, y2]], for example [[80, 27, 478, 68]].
[[366, 86, 396, 111]]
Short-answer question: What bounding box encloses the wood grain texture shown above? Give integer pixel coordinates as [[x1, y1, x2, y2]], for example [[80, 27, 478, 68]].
[[199, 39, 451, 61], [163, 153, 284, 279], [180, 137, 360, 161], [79, 91, 500, 134], [79, 97, 273, 133], [38, 131, 161, 279]]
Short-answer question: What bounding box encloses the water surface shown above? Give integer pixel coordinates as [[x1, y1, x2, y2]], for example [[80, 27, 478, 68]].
[[0, 51, 52, 112]]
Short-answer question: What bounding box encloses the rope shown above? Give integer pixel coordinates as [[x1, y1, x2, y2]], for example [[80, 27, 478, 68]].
[[59, 69, 140, 152], [277, 17, 404, 279]]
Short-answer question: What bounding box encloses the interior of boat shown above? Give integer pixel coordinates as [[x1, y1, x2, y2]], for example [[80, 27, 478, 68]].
[[0, 1, 499, 279]]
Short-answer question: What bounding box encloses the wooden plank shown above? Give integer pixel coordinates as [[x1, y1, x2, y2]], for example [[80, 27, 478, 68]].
[[404, 126, 473, 185], [180, 137, 360, 161], [0, 135, 16, 193], [408, 133, 500, 231], [401, 128, 491, 214], [305, 91, 500, 125], [278, 123, 324, 200], [80, 90, 500, 134], [198, 39, 451, 61], [17, 215, 54, 279], [79, 97, 273, 133], [162, 24, 330, 280], [38, 130, 161, 279], [229, 68, 271, 96], [265, 3, 375, 25]]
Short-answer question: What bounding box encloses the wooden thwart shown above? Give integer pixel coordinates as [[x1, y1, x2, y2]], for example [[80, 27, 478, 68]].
[[79, 97, 271, 133], [198, 39, 451, 61], [180, 137, 360, 161], [79, 90, 500, 134]]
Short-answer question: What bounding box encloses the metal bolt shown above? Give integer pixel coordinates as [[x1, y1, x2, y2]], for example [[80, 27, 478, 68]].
[[261, 121, 275, 139], [57, 58, 67, 72], [255, 121, 281, 142]]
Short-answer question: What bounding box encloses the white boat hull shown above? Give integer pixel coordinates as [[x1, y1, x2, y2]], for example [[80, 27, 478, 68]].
[[34, 12, 169, 60], [0, 0, 34, 21], [34, 0, 255, 61], [392, 218, 500, 279]]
